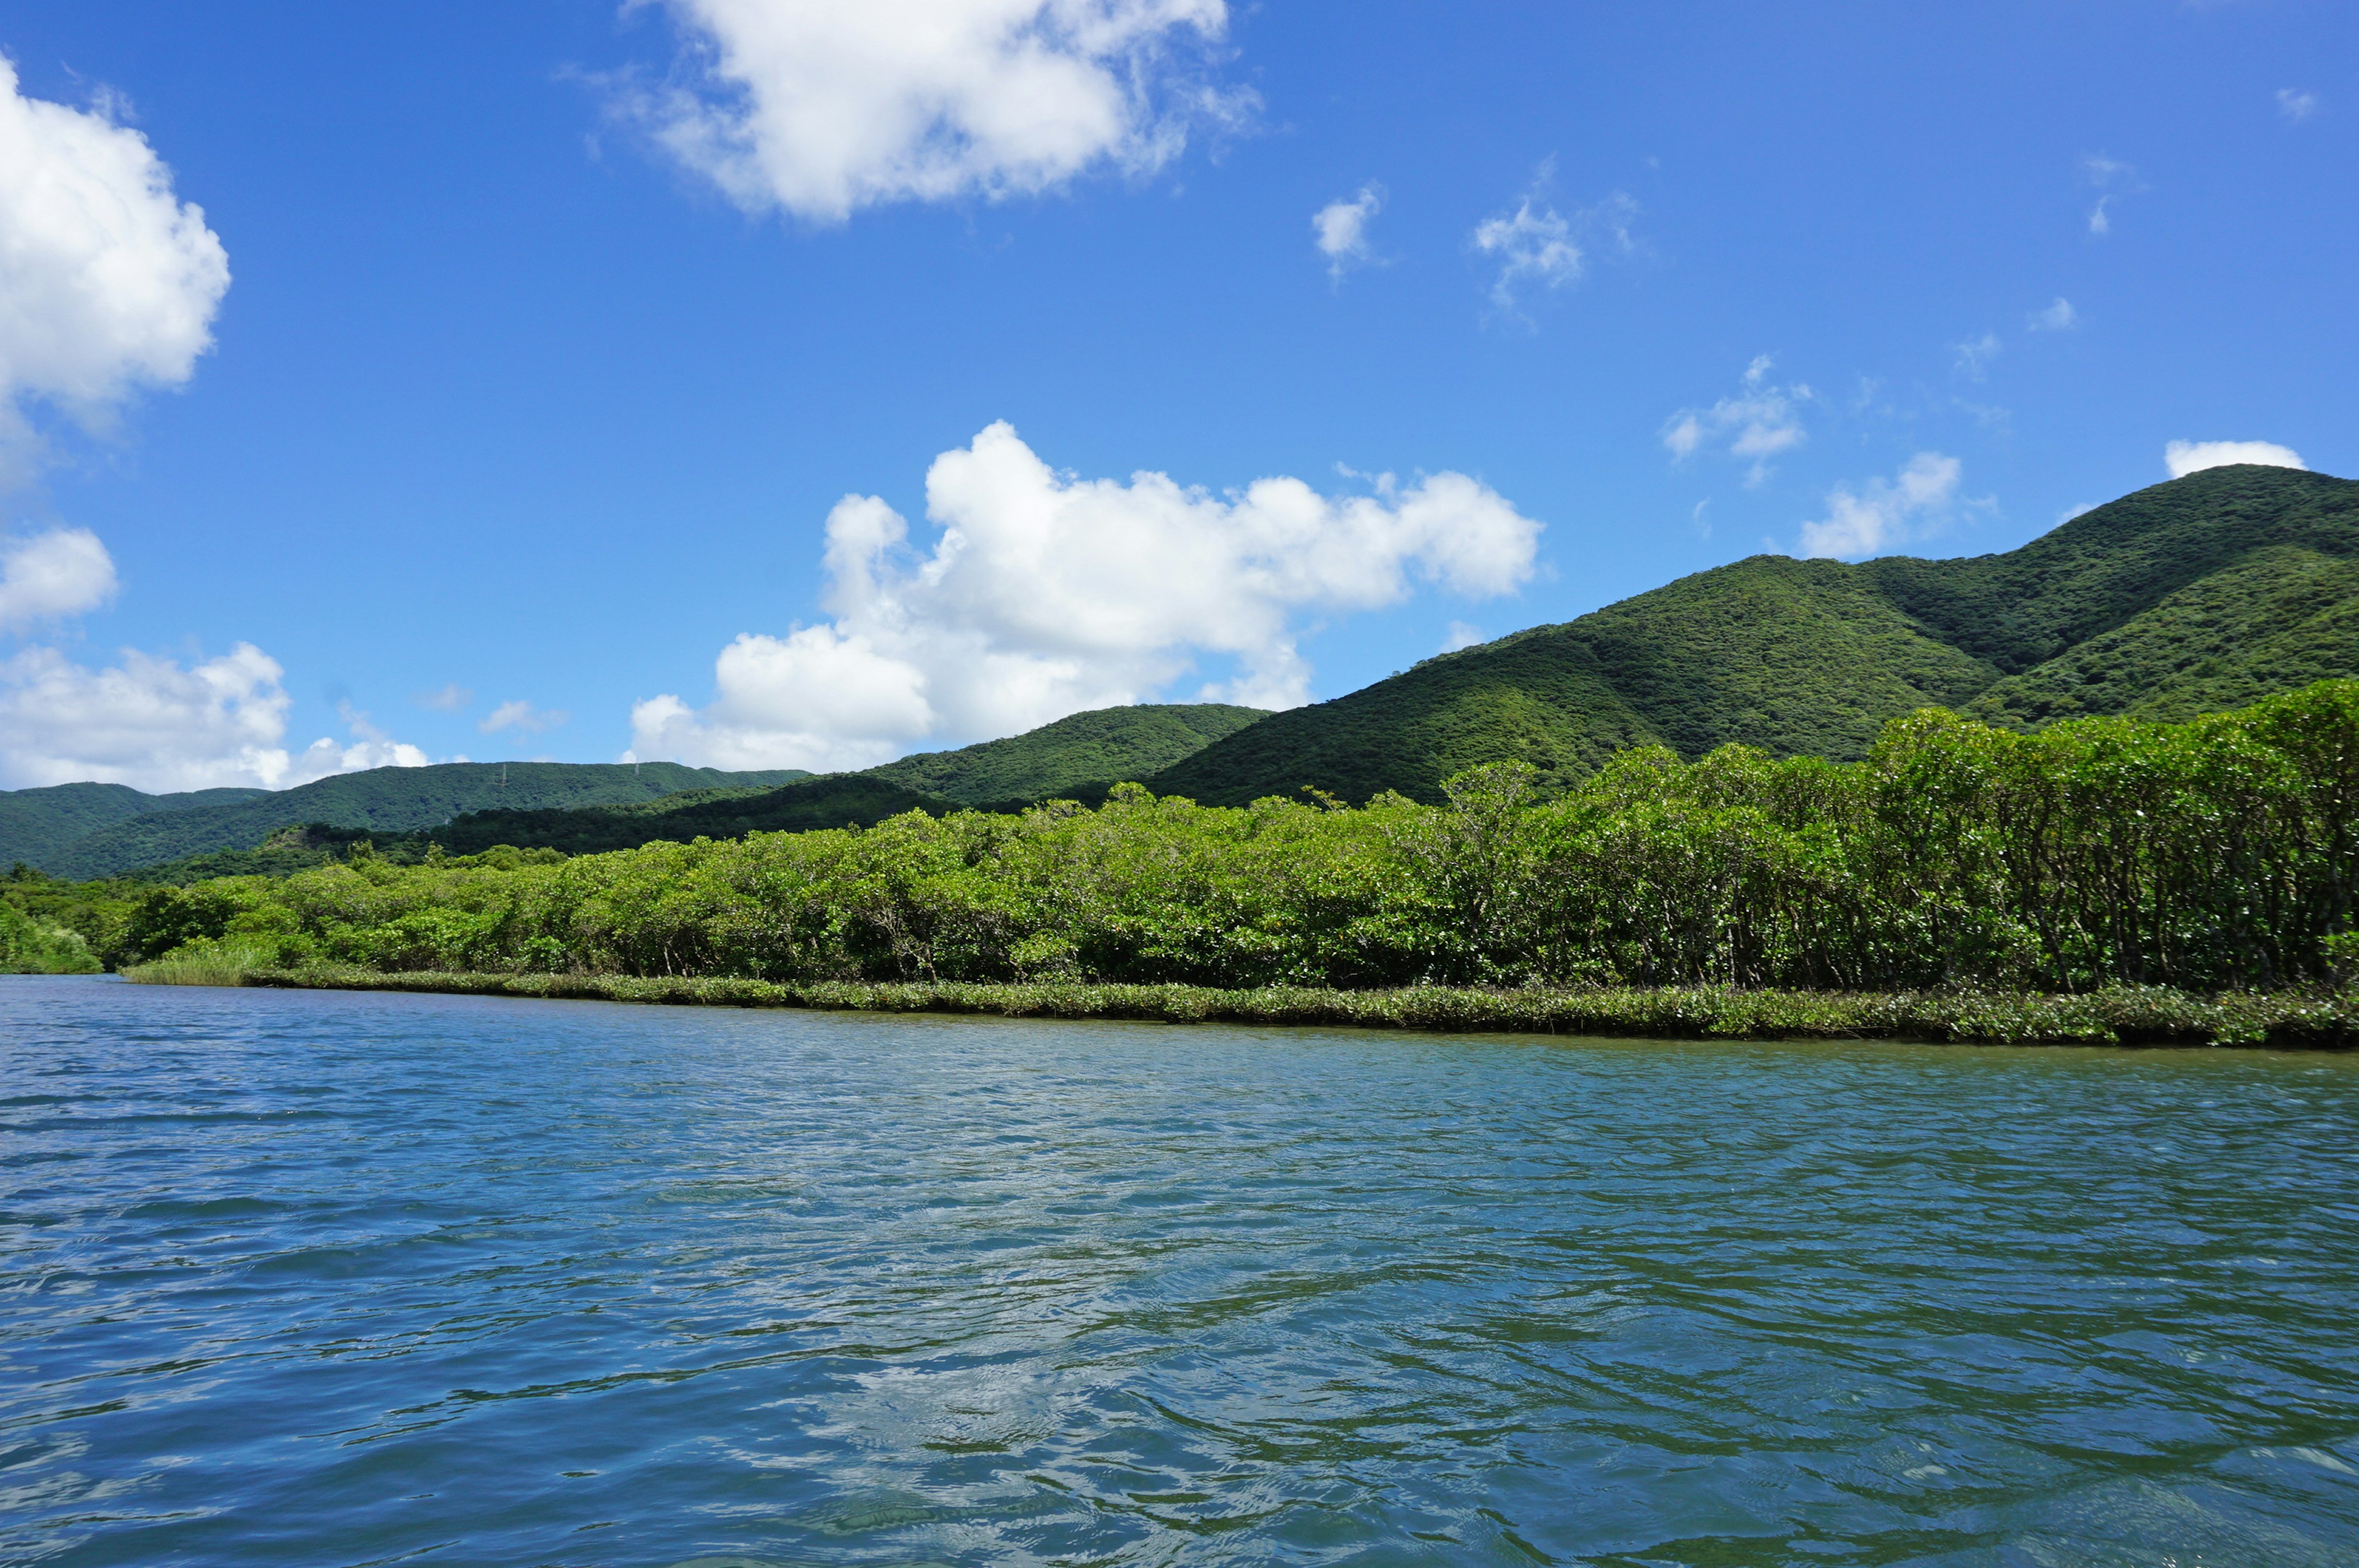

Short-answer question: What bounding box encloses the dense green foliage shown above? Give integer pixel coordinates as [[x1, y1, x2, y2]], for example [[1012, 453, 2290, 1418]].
[[864, 703, 1267, 805], [26, 760, 810, 880], [109, 682, 2359, 996], [0, 781, 265, 870], [1152, 466, 2359, 804], [421, 774, 951, 856], [0, 894, 100, 973]]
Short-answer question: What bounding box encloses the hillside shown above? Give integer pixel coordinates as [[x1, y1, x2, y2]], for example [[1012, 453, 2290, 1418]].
[[423, 774, 950, 857], [1147, 464, 2359, 805], [0, 782, 267, 871], [34, 760, 809, 880], [862, 703, 1267, 805]]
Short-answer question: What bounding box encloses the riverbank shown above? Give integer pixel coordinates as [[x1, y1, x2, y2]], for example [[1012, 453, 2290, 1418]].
[[126, 962, 2359, 1047]]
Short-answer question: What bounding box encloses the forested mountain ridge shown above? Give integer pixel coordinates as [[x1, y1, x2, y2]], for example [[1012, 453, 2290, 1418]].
[[0, 782, 268, 872], [863, 703, 1267, 805], [1146, 464, 2359, 805], [15, 761, 810, 880], [37, 703, 1273, 879]]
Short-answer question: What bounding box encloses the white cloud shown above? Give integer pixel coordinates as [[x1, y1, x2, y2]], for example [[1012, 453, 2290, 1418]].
[[2164, 439, 2306, 479], [2277, 88, 2320, 123], [621, 0, 1249, 222], [413, 682, 472, 711], [1469, 163, 1635, 313], [1312, 182, 1383, 279], [1441, 621, 1482, 653], [0, 526, 116, 631], [0, 642, 438, 792], [480, 698, 570, 735], [285, 702, 430, 787], [0, 642, 290, 790], [1798, 453, 1962, 560], [1952, 332, 2001, 380], [2028, 298, 2077, 332], [1662, 356, 1812, 486], [2080, 154, 2138, 236], [632, 421, 1543, 771], [0, 58, 229, 471]]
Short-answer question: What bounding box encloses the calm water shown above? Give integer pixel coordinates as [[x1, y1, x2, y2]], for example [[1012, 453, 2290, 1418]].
[[4, 981, 2358, 1566]]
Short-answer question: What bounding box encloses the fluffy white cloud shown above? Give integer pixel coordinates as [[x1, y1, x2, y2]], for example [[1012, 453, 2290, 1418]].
[[2277, 88, 2320, 123], [0, 642, 290, 790], [1662, 356, 1812, 486], [286, 703, 430, 788], [2164, 439, 2306, 479], [625, 0, 1248, 222], [1798, 453, 1962, 560], [0, 644, 439, 792], [0, 60, 228, 466], [0, 527, 117, 631], [632, 421, 1544, 771], [1312, 182, 1383, 279], [2028, 298, 2077, 332], [480, 698, 569, 735]]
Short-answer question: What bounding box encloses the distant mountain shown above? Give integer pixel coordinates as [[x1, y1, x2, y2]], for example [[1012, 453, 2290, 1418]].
[[406, 704, 1269, 858], [1145, 464, 2359, 805], [862, 703, 1268, 805], [21, 761, 809, 880], [31, 703, 1269, 877], [0, 782, 267, 872], [423, 775, 951, 857]]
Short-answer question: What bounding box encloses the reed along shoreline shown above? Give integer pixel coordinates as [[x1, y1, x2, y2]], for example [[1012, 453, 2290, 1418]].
[[131, 964, 2359, 1048]]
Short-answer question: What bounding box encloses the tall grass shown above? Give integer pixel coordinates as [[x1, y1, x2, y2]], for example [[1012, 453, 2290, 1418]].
[[225, 967, 2358, 1048], [123, 939, 276, 988]]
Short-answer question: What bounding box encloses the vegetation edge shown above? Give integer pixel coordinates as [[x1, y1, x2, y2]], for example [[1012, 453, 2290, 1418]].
[[122, 963, 2359, 1048]]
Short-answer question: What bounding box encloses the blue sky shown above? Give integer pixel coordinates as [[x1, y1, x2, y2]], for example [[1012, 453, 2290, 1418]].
[[0, 0, 2350, 789]]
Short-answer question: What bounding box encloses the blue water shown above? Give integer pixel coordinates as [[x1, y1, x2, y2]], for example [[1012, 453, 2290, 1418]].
[[4, 978, 2358, 1566]]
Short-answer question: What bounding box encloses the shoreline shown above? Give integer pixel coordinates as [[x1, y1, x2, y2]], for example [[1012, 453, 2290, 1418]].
[[138, 965, 2359, 1048]]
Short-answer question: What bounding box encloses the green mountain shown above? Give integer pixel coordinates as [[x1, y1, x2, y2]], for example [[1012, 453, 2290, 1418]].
[[29, 761, 809, 880], [423, 774, 949, 857], [862, 703, 1267, 805], [1146, 464, 2359, 805], [0, 782, 267, 872], [405, 703, 1267, 858]]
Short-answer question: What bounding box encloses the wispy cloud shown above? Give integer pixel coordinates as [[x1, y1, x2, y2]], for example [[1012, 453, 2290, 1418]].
[[1952, 332, 2001, 380], [2027, 298, 2077, 332], [413, 682, 472, 712], [480, 699, 569, 735], [1469, 160, 1637, 316], [1662, 356, 1812, 486], [2277, 88, 2321, 123], [1797, 453, 1963, 560], [2080, 154, 2142, 236], [1312, 183, 1385, 281]]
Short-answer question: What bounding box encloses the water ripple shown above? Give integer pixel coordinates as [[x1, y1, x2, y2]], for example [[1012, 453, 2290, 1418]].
[[3, 976, 2358, 1565]]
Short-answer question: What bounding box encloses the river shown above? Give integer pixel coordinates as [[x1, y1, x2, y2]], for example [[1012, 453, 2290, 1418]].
[[4, 976, 2357, 1565]]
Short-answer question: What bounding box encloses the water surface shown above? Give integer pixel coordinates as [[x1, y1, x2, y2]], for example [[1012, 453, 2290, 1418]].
[[4, 976, 2357, 1566]]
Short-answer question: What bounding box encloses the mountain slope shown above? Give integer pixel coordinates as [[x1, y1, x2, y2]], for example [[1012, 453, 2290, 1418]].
[[1149, 555, 2001, 805], [0, 782, 268, 872], [1148, 465, 2359, 805], [41, 761, 809, 880], [1968, 545, 2359, 726], [861, 703, 1268, 805], [424, 775, 950, 857]]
